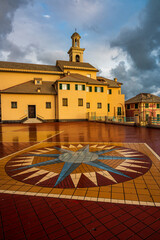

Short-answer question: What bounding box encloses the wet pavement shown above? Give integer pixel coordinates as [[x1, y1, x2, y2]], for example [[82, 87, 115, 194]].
[[0, 122, 160, 239]]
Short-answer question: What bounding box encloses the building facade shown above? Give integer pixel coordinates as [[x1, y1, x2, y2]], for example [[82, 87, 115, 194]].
[[125, 93, 160, 124], [0, 32, 125, 123]]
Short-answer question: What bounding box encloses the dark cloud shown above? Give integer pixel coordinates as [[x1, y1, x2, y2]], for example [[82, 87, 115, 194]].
[[0, 0, 32, 61], [0, 0, 32, 39], [110, 0, 160, 99]]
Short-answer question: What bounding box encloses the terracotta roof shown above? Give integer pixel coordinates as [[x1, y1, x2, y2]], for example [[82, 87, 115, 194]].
[[126, 93, 160, 104], [56, 73, 109, 85], [71, 32, 81, 38], [56, 60, 98, 72], [97, 76, 122, 88], [0, 61, 62, 72], [1, 81, 56, 95]]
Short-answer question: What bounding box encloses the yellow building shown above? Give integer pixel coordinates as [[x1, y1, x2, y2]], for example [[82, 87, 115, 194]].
[[0, 32, 125, 123]]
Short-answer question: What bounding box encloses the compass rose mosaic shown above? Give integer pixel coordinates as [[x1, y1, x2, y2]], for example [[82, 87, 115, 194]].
[[6, 144, 152, 189]]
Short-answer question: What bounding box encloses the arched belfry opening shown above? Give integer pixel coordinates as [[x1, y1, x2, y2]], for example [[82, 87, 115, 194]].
[[68, 32, 85, 62], [76, 55, 80, 62]]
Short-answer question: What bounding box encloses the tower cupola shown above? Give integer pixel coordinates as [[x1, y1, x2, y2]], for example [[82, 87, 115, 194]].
[[68, 32, 85, 62]]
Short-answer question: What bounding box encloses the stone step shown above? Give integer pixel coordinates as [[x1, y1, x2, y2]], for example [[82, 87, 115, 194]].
[[23, 118, 42, 124]]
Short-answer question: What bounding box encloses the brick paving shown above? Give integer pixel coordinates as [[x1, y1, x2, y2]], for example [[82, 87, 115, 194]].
[[0, 122, 160, 239]]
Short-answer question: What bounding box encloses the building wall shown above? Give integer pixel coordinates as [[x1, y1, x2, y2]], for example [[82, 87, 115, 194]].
[[0, 71, 61, 90], [107, 88, 125, 117], [63, 69, 97, 79], [125, 102, 160, 119], [1, 94, 55, 121], [86, 85, 108, 117], [57, 82, 86, 120]]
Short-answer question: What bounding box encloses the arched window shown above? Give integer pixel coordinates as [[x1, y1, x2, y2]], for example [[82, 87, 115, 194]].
[[75, 39, 77, 47], [76, 55, 80, 62]]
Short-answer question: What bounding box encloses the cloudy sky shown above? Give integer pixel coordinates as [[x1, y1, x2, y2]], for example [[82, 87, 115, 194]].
[[0, 0, 160, 99]]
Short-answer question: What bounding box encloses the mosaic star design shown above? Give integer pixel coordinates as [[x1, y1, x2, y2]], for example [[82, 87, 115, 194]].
[[6, 144, 151, 188]]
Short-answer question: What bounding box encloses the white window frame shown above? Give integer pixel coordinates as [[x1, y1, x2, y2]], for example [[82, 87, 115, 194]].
[[62, 84, 67, 90], [78, 85, 83, 91]]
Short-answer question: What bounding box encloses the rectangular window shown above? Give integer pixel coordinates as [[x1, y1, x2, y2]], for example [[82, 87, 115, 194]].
[[78, 85, 82, 90], [86, 102, 90, 108], [127, 104, 130, 109], [59, 83, 70, 90], [117, 107, 121, 115], [62, 98, 68, 106], [146, 114, 149, 121], [157, 114, 160, 121], [11, 102, 17, 109], [108, 103, 110, 112], [78, 98, 83, 106], [86, 86, 92, 92], [75, 84, 85, 91], [46, 102, 51, 109], [108, 89, 112, 94], [145, 103, 149, 108], [95, 87, 103, 92], [135, 103, 138, 109], [97, 103, 102, 109], [157, 103, 160, 108]]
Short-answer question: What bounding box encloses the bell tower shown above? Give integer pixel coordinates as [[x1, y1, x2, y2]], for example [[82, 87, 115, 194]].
[[68, 32, 85, 62]]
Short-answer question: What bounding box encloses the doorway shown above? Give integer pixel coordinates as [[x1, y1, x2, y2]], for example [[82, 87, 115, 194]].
[[28, 105, 36, 118]]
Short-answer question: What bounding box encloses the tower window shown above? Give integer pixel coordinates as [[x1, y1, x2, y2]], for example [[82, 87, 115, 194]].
[[75, 39, 77, 47], [76, 55, 80, 62]]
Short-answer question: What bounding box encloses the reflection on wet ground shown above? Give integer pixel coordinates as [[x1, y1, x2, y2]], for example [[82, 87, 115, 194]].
[[0, 122, 160, 239]]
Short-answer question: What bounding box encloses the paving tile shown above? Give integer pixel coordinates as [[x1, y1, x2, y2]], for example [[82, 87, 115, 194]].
[[1, 122, 160, 239], [137, 227, 155, 239]]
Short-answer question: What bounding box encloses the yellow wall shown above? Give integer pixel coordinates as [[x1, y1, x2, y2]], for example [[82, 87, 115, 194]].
[[63, 69, 97, 79], [86, 85, 108, 117], [1, 94, 55, 121], [107, 88, 125, 117], [57, 82, 86, 120], [0, 71, 61, 90], [57, 82, 125, 120]]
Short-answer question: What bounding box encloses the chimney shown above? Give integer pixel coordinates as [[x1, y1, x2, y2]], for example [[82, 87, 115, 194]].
[[114, 78, 117, 82]]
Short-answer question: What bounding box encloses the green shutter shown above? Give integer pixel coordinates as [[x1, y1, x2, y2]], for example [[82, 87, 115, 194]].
[[108, 103, 110, 112], [95, 87, 97, 92], [67, 84, 70, 90], [101, 87, 104, 92], [82, 85, 85, 91], [59, 83, 62, 90], [75, 84, 78, 90], [89, 86, 92, 92]]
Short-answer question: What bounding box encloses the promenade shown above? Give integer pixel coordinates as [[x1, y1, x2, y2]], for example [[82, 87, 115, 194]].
[[0, 122, 160, 239]]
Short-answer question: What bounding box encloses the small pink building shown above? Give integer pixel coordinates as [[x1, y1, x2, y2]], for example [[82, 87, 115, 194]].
[[125, 93, 160, 124]]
